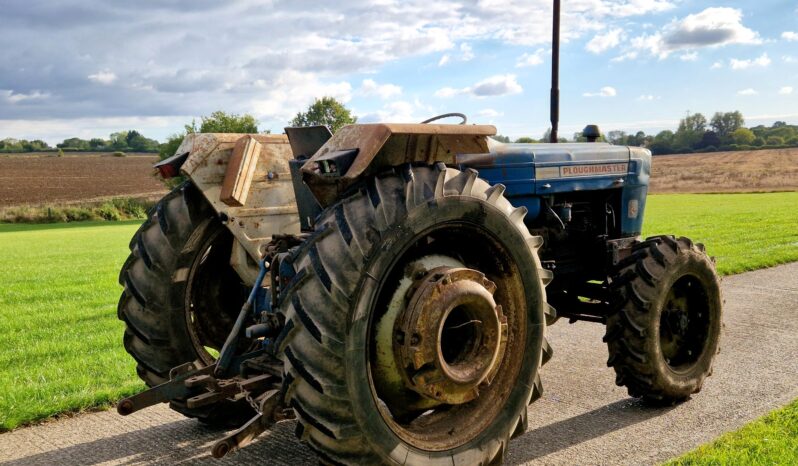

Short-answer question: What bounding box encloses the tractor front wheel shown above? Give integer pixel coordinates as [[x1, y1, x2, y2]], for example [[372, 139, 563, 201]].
[[604, 235, 722, 403]]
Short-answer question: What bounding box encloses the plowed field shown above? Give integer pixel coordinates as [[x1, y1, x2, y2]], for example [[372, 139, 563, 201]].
[[650, 147, 798, 194], [0, 154, 167, 207]]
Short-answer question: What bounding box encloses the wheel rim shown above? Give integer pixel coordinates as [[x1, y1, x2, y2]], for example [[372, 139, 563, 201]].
[[367, 222, 531, 451], [659, 274, 712, 372], [184, 225, 251, 366]]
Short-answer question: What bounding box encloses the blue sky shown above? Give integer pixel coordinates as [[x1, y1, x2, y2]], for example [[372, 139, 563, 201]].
[[0, 0, 796, 143]]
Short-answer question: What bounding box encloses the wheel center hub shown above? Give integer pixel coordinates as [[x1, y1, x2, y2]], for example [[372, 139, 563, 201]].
[[393, 267, 508, 405]]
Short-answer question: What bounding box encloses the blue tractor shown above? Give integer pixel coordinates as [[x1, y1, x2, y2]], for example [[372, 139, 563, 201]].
[[116, 2, 722, 464]]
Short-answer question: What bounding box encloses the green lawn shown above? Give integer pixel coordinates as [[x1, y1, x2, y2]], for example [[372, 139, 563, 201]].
[[0, 221, 144, 431], [643, 192, 798, 275], [0, 192, 796, 436], [667, 399, 798, 465]]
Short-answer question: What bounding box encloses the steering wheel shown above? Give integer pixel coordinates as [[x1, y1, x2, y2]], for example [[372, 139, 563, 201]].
[[420, 113, 468, 125]]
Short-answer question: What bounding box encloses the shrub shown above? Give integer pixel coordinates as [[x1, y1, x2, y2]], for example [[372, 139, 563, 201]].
[[112, 151, 126, 157], [766, 136, 784, 146], [0, 197, 155, 224], [96, 202, 122, 221]]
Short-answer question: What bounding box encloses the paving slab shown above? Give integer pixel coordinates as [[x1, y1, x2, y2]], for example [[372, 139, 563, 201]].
[[1, 262, 797, 465]]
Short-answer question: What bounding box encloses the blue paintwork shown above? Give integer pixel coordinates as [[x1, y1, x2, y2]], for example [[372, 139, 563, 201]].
[[458, 139, 652, 237]]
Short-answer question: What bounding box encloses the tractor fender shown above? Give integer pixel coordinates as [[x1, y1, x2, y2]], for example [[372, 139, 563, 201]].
[[175, 133, 301, 265], [299, 123, 497, 207]]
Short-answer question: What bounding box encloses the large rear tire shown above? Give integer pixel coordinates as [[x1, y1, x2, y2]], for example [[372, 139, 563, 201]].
[[277, 165, 553, 465], [117, 183, 255, 425], [604, 235, 722, 402]]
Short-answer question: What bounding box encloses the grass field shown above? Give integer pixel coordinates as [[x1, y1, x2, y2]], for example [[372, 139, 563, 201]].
[[667, 399, 798, 465], [0, 192, 796, 434], [0, 221, 143, 431], [642, 192, 798, 275]]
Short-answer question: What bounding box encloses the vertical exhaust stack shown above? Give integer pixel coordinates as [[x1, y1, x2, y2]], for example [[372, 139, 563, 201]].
[[550, 0, 561, 143]]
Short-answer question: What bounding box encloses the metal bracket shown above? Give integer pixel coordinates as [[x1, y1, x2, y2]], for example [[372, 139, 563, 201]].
[[117, 362, 213, 416]]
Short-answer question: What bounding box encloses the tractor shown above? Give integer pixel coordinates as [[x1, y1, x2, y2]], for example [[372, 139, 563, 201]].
[[116, 2, 722, 464]]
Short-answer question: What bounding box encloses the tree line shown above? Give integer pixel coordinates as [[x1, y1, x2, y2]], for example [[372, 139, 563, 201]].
[[4, 101, 795, 157], [499, 111, 798, 155], [0, 130, 161, 153]]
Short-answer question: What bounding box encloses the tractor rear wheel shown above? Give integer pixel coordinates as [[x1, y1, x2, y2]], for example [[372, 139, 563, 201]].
[[276, 165, 553, 465], [604, 235, 722, 403], [117, 182, 256, 425]]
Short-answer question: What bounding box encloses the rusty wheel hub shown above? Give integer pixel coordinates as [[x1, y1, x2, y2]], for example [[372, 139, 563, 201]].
[[393, 267, 508, 405]]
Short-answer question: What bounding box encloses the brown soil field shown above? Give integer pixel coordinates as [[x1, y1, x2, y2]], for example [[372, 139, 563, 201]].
[[1, 148, 795, 207], [649, 147, 798, 194], [0, 154, 167, 207]]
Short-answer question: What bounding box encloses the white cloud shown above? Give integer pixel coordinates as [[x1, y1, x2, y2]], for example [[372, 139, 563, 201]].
[[358, 99, 438, 123], [2, 89, 50, 103], [779, 86, 794, 95], [476, 108, 503, 119], [250, 70, 352, 121], [711, 61, 724, 69], [584, 86, 617, 97], [637, 94, 659, 101], [434, 87, 460, 98], [360, 79, 402, 99], [784, 55, 798, 63], [438, 43, 474, 66], [587, 28, 623, 54], [460, 43, 475, 61], [87, 70, 117, 85], [516, 48, 547, 67], [737, 88, 758, 96], [615, 7, 761, 61], [782, 31, 798, 42], [435, 74, 522, 98], [680, 51, 698, 62], [730, 53, 771, 70]]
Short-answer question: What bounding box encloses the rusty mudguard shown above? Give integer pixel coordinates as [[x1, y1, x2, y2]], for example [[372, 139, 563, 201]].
[[300, 123, 496, 207]]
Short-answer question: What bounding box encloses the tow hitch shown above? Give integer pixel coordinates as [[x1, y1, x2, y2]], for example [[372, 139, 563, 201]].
[[117, 256, 295, 458]]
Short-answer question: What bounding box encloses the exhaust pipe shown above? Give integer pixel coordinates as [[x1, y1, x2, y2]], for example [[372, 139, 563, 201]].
[[550, 0, 561, 143]]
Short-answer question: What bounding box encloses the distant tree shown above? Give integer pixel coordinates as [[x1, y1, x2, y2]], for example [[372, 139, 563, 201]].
[[290, 97, 356, 133], [679, 112, 708, 133], [773, 121, 787, 128], [766, 136, 784, 146], [515, 137, 535, 143], [199, 111, 259, 133], [696, 131, 722, 149], [752, 137, 765, 147], [649, 130, 675, 155], [89, 138, 106, 150], [607, 130, 626, 145], [710, 111, 744, 139], [57, 137, 91, 151], [109, 131, 129, 150], [492, 134, 511, 143], [731, 128, 755, 145], [674, 112, 707, 150]]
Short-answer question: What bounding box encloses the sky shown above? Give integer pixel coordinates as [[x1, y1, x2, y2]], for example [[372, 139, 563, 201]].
[[1, 0, 797, 144]]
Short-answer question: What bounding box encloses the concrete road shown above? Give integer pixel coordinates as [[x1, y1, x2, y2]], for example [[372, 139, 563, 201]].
[[2, 262, 797, 465]]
